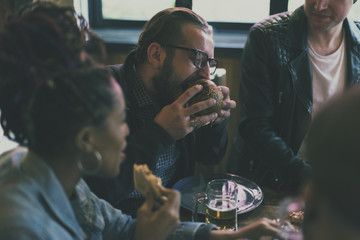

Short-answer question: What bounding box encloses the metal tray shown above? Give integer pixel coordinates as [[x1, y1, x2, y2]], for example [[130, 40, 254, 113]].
[[172, 173, 263, 215]]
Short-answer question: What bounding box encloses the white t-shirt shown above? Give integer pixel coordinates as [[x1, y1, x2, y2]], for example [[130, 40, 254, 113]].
[[310, 36, 347, 116], [298, 34, 347, 161], [0, 122, 18, 156]]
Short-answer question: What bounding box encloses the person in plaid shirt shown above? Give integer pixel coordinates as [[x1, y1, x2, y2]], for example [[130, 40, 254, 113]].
[[85, 7, 237, 216]]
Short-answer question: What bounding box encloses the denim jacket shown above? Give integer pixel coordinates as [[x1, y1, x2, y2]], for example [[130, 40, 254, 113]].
[[0, 147, 216, 239]]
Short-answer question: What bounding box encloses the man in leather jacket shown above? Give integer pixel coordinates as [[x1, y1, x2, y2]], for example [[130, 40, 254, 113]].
[[86, 7, 236, 216], [227, 0, 360, 191]]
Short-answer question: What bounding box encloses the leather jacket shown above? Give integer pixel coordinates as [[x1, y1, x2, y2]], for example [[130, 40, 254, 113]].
[[227, 6, 360, 190]]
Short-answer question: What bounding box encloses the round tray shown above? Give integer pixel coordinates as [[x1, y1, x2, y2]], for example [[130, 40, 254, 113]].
[[173, 173, 263, 215]]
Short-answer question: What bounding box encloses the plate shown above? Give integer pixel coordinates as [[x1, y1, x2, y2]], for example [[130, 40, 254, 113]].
[[172, 173, 263, 215]]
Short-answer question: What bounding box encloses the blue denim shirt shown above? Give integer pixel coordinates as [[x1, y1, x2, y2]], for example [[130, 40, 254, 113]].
[[0, 147, 216, 239]]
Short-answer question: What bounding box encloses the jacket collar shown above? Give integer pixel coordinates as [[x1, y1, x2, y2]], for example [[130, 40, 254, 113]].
[[344, 17, 360, 54], [345, 18, 360, 87], [287, 6, 308, 51], [22, 149, 84, 239], [287, 6, 360, 111], [288, 5, 360, 54], [286, 6, 313, 113]]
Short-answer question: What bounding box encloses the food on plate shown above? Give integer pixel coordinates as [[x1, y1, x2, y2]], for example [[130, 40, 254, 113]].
[[133, 164, 162, 198], [288, 211, 304, 225], [184, 79, 223, 116]]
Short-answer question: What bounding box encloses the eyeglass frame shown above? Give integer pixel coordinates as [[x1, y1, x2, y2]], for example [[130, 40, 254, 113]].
[[160, 44, 218, 75]]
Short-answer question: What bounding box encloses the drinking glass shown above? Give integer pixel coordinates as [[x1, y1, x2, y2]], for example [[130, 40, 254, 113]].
[[192, 179, 238, 231]]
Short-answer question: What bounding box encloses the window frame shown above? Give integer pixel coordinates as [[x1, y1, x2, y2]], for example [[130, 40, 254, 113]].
[[88, 0, 290, 31]]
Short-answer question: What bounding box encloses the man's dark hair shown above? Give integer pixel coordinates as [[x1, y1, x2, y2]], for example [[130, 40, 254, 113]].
[[135, 7, 211, 64]]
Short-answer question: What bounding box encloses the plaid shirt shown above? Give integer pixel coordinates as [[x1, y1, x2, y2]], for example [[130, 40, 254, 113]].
[[128, 64, 179, 199]]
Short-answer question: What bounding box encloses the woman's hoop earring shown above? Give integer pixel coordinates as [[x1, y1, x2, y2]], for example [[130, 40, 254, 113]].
[[77, 150, 102, 175]]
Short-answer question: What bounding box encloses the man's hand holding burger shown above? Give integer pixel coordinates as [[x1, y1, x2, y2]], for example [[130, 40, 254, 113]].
[[154, 79, 236, 140]]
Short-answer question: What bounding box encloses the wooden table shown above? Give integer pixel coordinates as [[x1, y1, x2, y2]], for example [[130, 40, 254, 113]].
[[180, 187, 293, 227]]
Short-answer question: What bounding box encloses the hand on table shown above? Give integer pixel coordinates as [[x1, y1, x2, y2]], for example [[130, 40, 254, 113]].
[[209, 218, 283, 240], [135, 186, 181, 240]]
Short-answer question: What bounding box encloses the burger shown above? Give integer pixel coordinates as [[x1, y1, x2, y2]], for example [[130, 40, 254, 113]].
[[184, 79, 224, 116]]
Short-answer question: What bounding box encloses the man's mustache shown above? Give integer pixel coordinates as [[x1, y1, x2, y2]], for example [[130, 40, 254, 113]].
[[181, 74, 208, 91]]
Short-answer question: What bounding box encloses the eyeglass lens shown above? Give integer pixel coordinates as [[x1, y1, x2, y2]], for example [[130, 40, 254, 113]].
[[194, 51, 217, 74]]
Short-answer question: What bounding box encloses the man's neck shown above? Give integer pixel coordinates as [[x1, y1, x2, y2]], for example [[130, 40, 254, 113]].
[[308, 23, 344, 56], [134, 63, 161, 106], [135, 63, 154, 93]]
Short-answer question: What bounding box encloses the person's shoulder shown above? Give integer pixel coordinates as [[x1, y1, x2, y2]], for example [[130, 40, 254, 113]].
[[0, 173, 75, 239], [0, 147, 28, 184], [251, 11, 292, 33], [0, 148, 45, 223], [107, 50, 136, 80], [251, 6, 306, 34], [108, 63, 124, 78], [0, 185, 45, 239]]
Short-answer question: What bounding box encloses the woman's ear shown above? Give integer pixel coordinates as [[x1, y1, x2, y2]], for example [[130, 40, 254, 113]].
[[75, 127, 95, 153], [147, 42, 165, 69]]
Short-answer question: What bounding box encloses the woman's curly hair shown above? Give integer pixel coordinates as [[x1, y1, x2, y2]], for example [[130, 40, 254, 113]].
[[0, 1, 113, 156]]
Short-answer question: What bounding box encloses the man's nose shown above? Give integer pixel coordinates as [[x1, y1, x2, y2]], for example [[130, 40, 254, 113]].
[[314, 0, 329, 11], [197, 62, 211, 79]]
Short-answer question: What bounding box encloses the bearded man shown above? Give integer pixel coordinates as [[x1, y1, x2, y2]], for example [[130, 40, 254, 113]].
[[85, 7, 236, 216]]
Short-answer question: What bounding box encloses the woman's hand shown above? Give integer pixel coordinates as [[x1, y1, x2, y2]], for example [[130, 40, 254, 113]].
[[135, 186, 181, 240], [209, 217, 283, 240]]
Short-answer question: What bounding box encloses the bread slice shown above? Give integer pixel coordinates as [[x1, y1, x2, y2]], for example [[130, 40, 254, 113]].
[[133, 164, 162, 198]]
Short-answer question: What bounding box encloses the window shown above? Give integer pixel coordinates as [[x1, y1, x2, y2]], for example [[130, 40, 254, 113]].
[[192, 0, 269, 24], [86, 0, 360, 30], [102, 0, 173, 21], [87, 0, 274, 30], [78, 0, 360, 56], [100, 0, 270, 24]]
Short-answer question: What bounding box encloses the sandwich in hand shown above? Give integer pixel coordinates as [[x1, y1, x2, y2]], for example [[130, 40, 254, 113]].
[[133, 164, 162, 199], [183, 79, 224, 116]]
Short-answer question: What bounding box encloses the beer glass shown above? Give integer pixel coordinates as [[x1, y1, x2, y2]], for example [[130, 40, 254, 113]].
[[192, 179, 238, 231]]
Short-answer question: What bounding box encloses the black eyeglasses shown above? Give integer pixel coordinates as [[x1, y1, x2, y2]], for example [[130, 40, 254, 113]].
[[162, 44, 218, 75]]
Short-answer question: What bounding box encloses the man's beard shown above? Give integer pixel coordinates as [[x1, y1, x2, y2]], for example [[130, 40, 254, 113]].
[[151, 58, 182, 108], [151, 58, 205, 108]]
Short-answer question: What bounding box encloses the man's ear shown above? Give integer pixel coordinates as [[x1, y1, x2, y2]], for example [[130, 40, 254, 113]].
[[75, 127, 95, 153], [147, 42, 165, 68]]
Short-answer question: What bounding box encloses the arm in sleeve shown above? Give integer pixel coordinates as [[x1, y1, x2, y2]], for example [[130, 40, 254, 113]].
[[99, 198, 137, 240], [167, 222, 218, 240], [238, 27, 310, 187]]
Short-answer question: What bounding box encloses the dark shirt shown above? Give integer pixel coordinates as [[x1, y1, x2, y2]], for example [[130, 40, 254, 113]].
[[86, 50, 228, 216], [126, 63, 179, 200]]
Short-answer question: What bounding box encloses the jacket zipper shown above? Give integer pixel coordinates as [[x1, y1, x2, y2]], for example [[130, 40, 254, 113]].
[[278, 91, 283, 103]]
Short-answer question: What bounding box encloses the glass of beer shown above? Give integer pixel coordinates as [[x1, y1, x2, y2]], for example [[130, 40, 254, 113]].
[[192, 179, 238, 231]]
